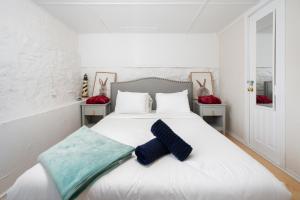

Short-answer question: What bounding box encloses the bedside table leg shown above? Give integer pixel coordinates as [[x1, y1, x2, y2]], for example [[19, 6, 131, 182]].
[[81, 110, 85, 126], [223, 115, 226, 135]]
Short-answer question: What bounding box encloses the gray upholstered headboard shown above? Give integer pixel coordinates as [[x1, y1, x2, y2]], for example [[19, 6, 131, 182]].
[[110, 77, 193, 111]]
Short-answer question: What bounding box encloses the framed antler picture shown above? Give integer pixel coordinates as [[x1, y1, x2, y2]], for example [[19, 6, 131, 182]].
[[92, 72, 117, 98], [190, 72, 213, 99]]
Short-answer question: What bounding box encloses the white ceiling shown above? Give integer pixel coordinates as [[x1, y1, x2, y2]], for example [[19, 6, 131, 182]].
[[34, 0, 260, 33]]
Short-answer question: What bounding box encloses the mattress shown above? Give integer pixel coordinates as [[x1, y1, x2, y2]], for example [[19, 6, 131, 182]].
[[7, 112, 291, 200]]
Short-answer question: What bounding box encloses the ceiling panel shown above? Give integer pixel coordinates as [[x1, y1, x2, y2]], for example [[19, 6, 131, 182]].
[[37, 0, 207, 4], [190, 4, 252, 33], [34, 0, 260, 33], [40, 5, 110, 32], [37, 0, 257, 3], [96, 5, 201, 32]]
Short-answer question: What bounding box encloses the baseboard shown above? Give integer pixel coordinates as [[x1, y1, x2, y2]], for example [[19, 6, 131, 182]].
[[285, 168, 300, 183], [226, 132, 248, 146], [228, 132, 300, 183]]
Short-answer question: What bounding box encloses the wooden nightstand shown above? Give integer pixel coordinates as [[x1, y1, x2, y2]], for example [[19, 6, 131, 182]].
[[81, 102, 111, 127], [194, 102, 226, 134]]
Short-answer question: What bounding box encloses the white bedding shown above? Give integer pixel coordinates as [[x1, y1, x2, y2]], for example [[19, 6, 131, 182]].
[[7, 112, 290, 200]]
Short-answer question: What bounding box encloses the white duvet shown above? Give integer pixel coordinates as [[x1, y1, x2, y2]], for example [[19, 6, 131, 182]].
[[7, 112, 290, 200]]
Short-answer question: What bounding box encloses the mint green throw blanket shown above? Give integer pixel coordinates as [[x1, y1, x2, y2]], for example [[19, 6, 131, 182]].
[[38, 126, 134, 200]]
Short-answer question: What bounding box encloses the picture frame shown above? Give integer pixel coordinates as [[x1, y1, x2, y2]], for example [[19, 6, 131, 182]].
[[190, 72, 214, 99], [92, 72, 117, 98]]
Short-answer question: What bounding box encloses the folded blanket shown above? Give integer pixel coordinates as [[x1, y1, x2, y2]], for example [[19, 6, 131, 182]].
[[151, 119, 192, 161], [38, 126, 134, 200], [135, 138, 169, 165]]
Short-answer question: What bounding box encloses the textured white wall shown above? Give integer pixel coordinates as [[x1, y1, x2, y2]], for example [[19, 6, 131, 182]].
[[219, 18, 246, 141], [0, 0, 81, 123], [79, 33, 220, 95], [0, 0, 81, 195]]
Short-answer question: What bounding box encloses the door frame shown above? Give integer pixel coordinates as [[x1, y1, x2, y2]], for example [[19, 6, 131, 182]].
[[244, 0, 286, 168]]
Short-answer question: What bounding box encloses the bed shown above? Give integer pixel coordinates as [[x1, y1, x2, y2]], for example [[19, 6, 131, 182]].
[[7, 78, 290, 200]]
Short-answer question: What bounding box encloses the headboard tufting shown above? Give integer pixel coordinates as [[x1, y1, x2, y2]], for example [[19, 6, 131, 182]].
[[110, 77, 193, 111]]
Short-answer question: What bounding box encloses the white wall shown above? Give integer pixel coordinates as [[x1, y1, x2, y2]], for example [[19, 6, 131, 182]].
[[0, 0, 81, 123], [218, 18, 246, 141], [0, 102, 81, 195], [79, 33, 219, 68], [0, 0, 81, 194], [285, 0, 300, 180], [79, 33, 220, 96]]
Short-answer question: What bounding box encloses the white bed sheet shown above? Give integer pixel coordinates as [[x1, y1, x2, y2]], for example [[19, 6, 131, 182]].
[[7, 112, 290, 200]]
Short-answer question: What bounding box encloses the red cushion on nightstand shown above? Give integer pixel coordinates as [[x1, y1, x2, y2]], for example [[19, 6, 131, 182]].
[[86, 95, 110, 104], [198, 95, 222, 104]]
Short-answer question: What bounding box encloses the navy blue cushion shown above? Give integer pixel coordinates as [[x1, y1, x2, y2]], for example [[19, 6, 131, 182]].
[[151, 119, 192, 161], [135, 138, 169, 165]]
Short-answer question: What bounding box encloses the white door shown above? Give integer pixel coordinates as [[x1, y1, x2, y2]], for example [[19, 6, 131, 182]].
[[248, 0, 285, 166]]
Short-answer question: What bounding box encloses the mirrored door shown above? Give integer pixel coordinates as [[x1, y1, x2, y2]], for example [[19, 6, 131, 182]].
[[248, 0, 283, 166]]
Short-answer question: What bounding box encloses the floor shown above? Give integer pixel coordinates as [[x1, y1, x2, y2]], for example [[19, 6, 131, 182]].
[[228, 135, 300, 200]]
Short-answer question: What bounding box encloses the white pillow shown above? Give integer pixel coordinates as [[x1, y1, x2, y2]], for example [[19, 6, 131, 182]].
[[115, 91, 152, 114], [156, 90, 191, 113]]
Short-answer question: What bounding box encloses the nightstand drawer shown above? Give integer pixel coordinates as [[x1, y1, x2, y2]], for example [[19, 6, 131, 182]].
[[81, 101, 111, 127], [201, 107, 224, 116], [83, 106, 105, 116], [194, 102, 226, 134]]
